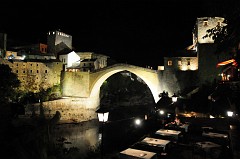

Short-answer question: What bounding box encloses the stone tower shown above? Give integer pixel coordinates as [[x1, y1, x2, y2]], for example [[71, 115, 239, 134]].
[[193, 17, 228, 85], [193, 17, 226, 44], [47, 30, 72, 57]]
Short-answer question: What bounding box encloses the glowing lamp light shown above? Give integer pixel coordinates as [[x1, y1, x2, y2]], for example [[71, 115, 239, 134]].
[[135, 118, 141, 125], [159, 110, 164, 115], [96, 107, 109, 122], [96, 107, 109, 159], [172, 93, 178, 103], [227, 111, 233, 117]]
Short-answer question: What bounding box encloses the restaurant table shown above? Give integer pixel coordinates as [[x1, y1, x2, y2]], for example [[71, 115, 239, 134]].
[[194, 141, 222, 158], [155, 129, 182, 140], [119, 148, 158, 159], [139, 137, 171, 151], [202, 131, 229, 139]]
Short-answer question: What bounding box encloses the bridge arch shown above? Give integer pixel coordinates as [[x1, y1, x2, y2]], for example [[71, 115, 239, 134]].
[[89, 64, 162, 108]]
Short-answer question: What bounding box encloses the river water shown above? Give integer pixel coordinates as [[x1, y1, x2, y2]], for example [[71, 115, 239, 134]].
[[50, 116, 240, 159], [50, 113, 159, 158]]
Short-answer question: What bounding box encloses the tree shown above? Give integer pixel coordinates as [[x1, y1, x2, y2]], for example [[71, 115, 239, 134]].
[[0, 64, 20, 104], [203, 1, 240, 67]]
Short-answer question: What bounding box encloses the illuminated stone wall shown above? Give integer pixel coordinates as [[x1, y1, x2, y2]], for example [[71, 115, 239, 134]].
[[194, 17, 226, 44], [62, 71, 90, 97], [24, 97, 98, 122], [7, 60, 63, 92], [164, 57, 198, 71], [159, 69, 198, 95]]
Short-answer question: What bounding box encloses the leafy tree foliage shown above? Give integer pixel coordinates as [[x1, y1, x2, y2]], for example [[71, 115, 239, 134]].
[[203, 1, 240, 63], [0, 64, 20, 104]]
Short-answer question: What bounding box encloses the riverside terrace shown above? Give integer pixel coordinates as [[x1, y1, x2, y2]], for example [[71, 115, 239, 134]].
[[103, 116, 238, 159]]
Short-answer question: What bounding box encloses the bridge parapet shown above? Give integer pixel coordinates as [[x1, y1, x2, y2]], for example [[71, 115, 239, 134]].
[[62, 63, 163, 109], [91, 63, 157, 74]]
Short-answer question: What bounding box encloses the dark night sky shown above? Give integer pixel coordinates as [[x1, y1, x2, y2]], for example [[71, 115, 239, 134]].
[[0, 0, 236, 68]]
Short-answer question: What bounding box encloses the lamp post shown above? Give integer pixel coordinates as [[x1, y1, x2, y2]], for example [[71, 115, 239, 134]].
[[96, 107, 109, 159], [172, 93, 179, 116], [172, 93, 178, 103]]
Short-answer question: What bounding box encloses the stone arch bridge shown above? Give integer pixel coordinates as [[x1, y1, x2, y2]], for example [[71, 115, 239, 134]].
[[62, 63, 164, 109]]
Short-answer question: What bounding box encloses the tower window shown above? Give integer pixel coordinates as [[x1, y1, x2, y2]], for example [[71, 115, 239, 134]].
[[203, 21, 208, 26], [178, 61, 182, 65], [168, 60, 172, 66]]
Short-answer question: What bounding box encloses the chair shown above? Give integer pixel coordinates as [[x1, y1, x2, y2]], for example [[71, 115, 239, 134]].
[[192, 144, 206, 159]]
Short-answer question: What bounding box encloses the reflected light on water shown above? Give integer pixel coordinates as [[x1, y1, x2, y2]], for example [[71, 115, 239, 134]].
[[52, 120, 100, 156]]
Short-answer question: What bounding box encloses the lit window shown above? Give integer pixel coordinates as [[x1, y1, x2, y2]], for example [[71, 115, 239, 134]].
[[178, 61, 182, 65], [168, 60, 172, 66], [203, 21, 208, 26]]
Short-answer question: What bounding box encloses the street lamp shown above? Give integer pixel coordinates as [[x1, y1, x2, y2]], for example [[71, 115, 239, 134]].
[[172, 93, 179, 116], [96, 107, 109, 159], [171, 93, 178, 103]]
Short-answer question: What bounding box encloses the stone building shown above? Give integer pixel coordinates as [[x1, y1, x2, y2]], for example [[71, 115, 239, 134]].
[[159, 17, 230, 95], [47, 30, 72, 57], [7, 59, 63, 92], [60, 51, 109, 72], [1, 30, 108, 94]]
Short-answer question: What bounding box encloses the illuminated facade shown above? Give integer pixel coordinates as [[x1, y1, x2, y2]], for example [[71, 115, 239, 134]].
[[65, 52, 109, 72], [7, 59, 63, 92], [193, 17, 226, 44], [47, 30, 72, 57], [164, 50, 198, 71], [160, 17, 229, 94], [59, 51, 81, 71]]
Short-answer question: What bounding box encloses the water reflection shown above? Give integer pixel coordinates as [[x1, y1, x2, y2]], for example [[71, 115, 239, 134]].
[[50, 116, 153, 158], [51, 119, 100, 157]]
